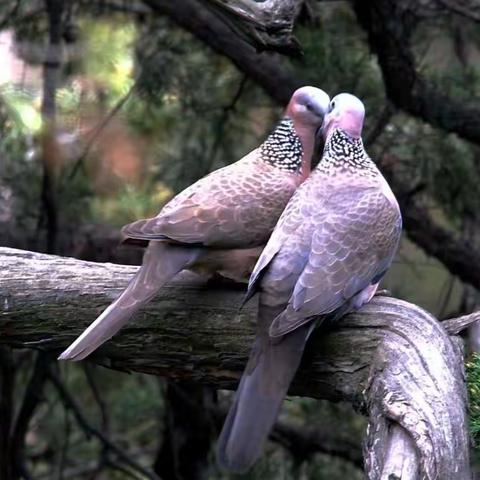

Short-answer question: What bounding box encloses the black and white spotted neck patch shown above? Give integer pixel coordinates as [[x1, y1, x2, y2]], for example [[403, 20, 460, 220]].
[[320, 128, 377, 176], [259, 118, 303, 172]]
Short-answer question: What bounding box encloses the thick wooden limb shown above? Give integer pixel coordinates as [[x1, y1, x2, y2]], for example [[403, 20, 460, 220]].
[[0, 247, 473, 478]]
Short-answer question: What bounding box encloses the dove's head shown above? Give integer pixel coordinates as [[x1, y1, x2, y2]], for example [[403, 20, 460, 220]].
[[322, 93, 365, 139], [286, 86, 330, 130]]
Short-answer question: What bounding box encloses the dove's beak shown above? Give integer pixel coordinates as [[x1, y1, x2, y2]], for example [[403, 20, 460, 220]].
[[315, 125, 325, 146], [320, 111, 335, 141]]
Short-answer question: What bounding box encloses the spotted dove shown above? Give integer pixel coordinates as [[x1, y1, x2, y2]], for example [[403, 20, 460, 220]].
[[217, 93, 402, 472], [58, 86, 330, 361]]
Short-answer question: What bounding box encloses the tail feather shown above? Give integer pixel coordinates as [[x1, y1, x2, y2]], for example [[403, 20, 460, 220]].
[[217, 304, 313, 473], [58, 242, 201, 361]]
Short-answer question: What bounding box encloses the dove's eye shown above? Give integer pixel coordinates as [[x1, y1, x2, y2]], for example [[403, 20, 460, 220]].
[[329, 101, 336, 112]]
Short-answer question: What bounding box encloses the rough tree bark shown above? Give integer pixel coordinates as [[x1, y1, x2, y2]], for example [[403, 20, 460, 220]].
[[0, 247, 475, 479]]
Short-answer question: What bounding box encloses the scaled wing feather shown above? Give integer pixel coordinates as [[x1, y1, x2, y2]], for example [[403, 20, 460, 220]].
[[269, 186, 401, 337], [123, 152, 298, 249]]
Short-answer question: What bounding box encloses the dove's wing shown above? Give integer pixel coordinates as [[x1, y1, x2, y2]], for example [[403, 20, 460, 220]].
[[122, 151, 299, 249], [268, 183, 401, 337]]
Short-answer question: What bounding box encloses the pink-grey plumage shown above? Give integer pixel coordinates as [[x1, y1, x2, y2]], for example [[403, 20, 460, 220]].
[[217, 93, 402, 473], [58, 86, 330, 361]]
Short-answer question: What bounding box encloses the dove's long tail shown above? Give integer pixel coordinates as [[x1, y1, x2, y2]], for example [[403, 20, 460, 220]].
[[217, 303, 314, 473], [58, 242, 201, 361]]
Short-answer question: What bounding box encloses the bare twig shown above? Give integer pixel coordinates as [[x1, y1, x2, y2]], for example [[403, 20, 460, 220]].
[[56, 406, 71, 480], [0, 0, 23, 29], [364, 103, 395, 148], [0, 347, 14, 479], [11, 353, 52, 480], [103, 458, 146, 480], [83, 364, 110, 434], [65, 80, 137, 183], [436, 0, 480, 22], [271, 420, 363, 468], [208, 74, 248, 170], [47, 368, 161, 480], [210, 402, 364, 468], [443, 310, 480, 335]]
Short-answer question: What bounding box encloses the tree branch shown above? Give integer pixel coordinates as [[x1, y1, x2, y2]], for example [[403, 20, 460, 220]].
[[144, 0, 302, 104], [65, 80, 138, 184], [11, 353, 51, 480], [0, 348, 14, 479], [47, 368, 160, 480], [150, 0, 480, 146], [212, 404, 364, 468], [270, 419, 363, 468], [443, 310, 480, 335], [435, 0, 480, 23], [0, 247, 473, 478], [379, 154, 480, 291], [354, 0, 480, 145]]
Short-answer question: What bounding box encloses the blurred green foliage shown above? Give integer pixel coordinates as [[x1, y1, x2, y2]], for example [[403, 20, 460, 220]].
[[80, 17, 136, 100]]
